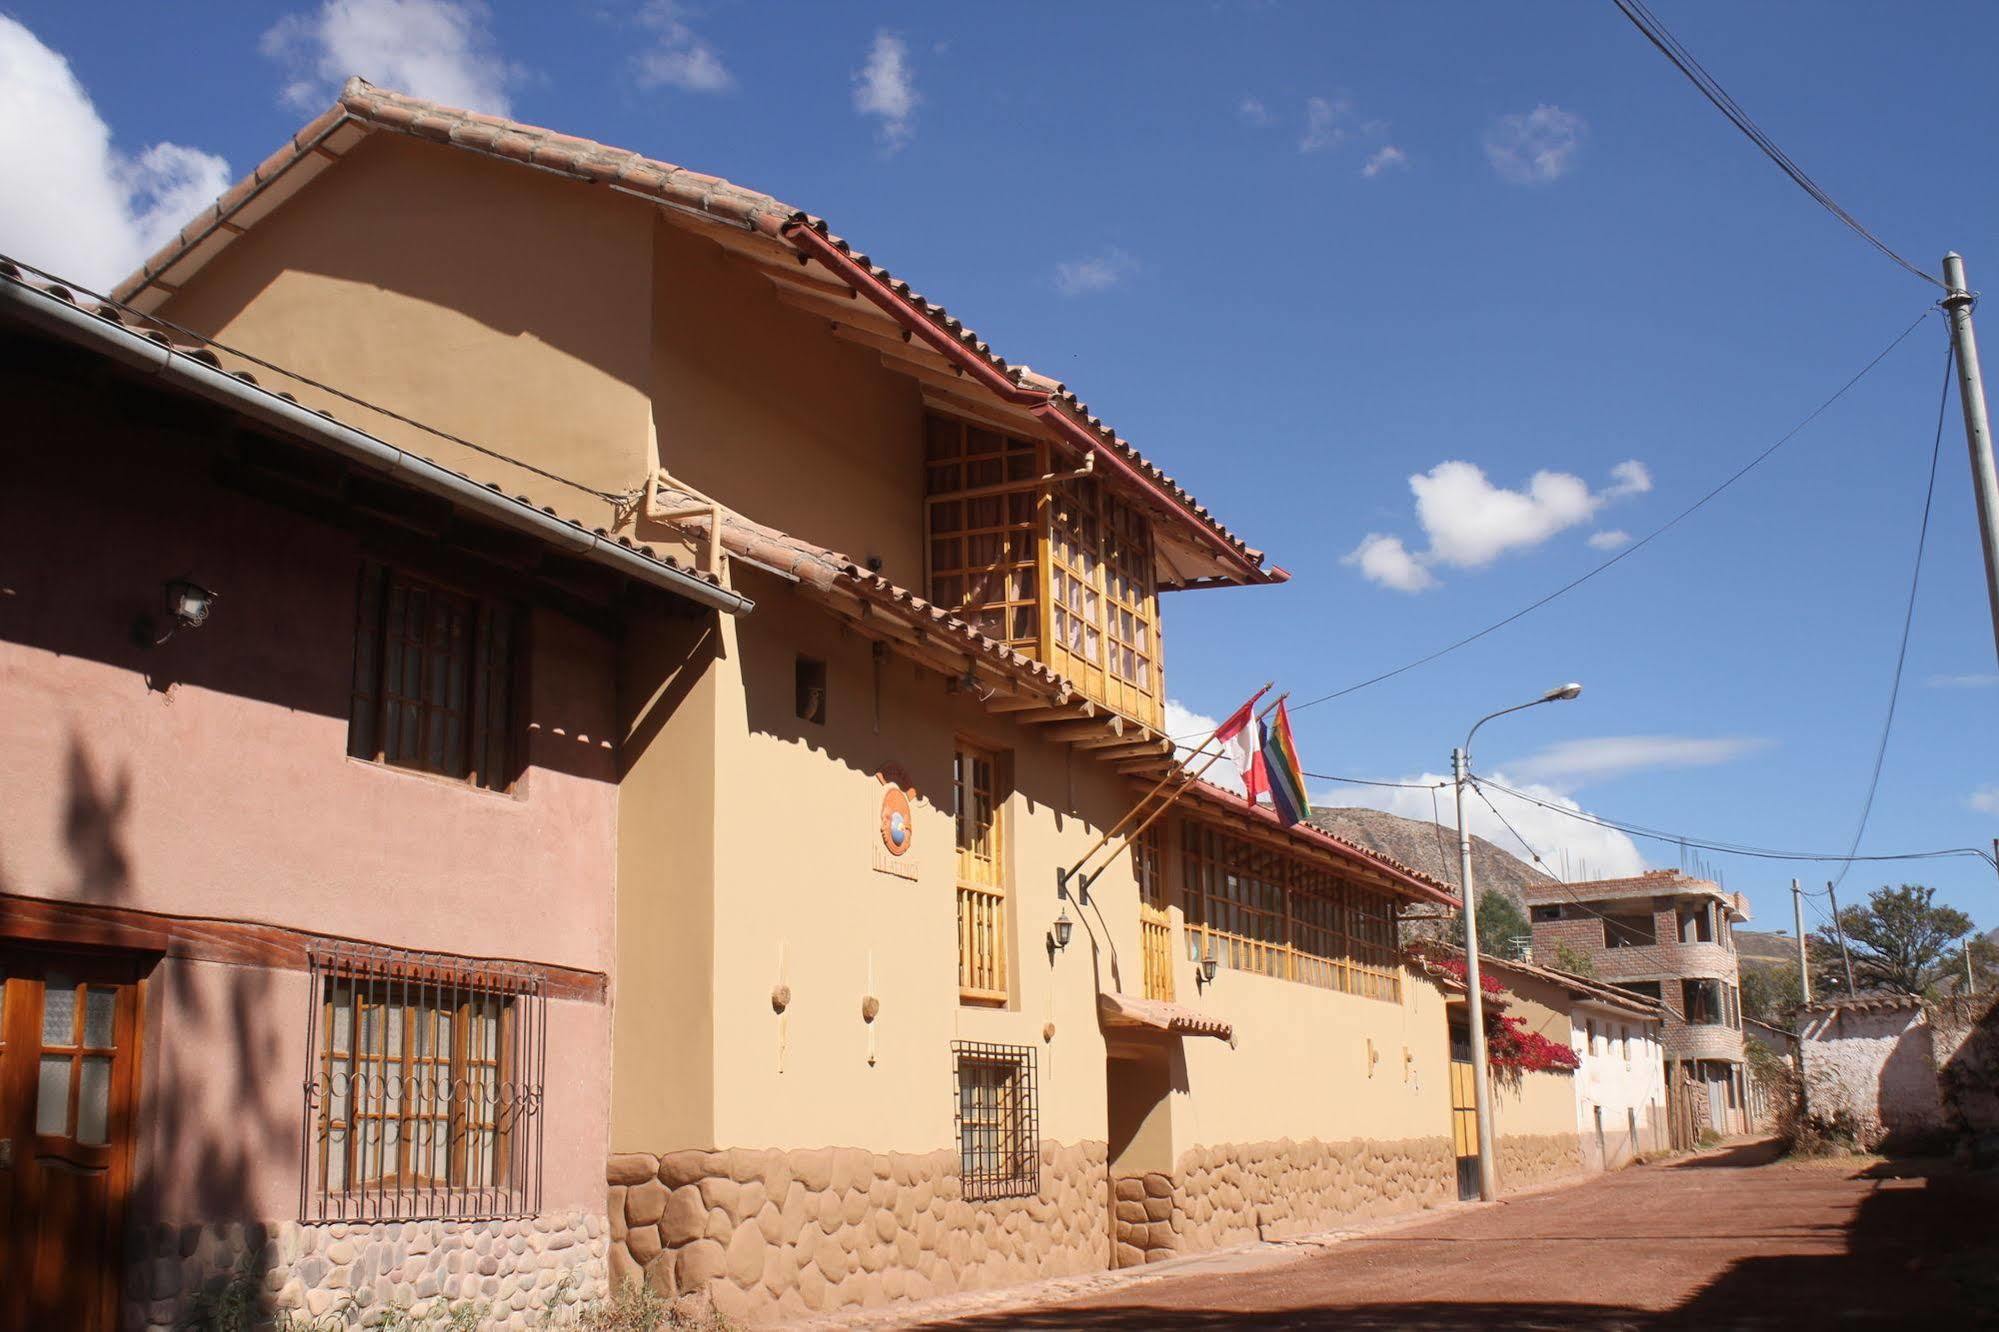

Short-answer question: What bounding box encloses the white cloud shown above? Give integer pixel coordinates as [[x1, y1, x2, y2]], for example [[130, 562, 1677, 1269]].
[[1973, 787, 1999, 815], [853, 31, 917, 150], [1165, 700, 1245, 794], [1361, 145, 1408, 178], [1054, 247, 1138, 297], [1331, 771, 1649, 882], [262, 0, 516, 115], [633, 1, 732, 93], [1587, 529, 1632, 551], [1342, 533, 1438, 593], [1503, 735, 1773, 789], [1929, 673, 1999, 689], [1238, 96, 1273, 128], [1346, 458, 1652, 592], [1300, 95, 1353, 153], [0, 17, 232, 289], [1484, 104, 1586, 185]]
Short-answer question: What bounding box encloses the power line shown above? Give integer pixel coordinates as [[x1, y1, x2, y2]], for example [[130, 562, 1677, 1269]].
[[1470, 774, 1997, 870], [1289, 307, 1937, 715], [1, 253, 627, 506], [1302, 771, 1447, 791], [1608, 0, 1944, 290], [1828, 337, 1957, 890]]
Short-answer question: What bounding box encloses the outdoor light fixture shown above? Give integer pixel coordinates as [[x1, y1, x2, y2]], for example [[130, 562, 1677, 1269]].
[[1541, 682, 1584, 703], [1052, 905, 1074, 952], [1196, 945, 1220, 990], [166, 578, 216, 629]]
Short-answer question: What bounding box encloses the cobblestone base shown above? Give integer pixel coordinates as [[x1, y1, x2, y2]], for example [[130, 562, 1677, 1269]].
[[121, 1212, 607, 1330], [605, 1141, 1109, 1324], [1497, 1132, 1587, 1190], [1114, 1136, 1457, 1266]]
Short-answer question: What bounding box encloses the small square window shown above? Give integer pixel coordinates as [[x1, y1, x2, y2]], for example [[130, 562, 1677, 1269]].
[[953, 1042, 1037, 1200], [795, 656, 827, 725]]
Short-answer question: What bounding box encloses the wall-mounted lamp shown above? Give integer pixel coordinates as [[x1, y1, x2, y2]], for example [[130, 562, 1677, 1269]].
[[1052, 904, 1074, 952], [1196, 945, 1220, 991], [142, 577, 218, 646]]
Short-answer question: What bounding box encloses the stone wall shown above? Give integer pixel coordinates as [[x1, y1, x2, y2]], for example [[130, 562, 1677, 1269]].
[[604, 1142, 1109, 1324], [1112, 1137, 1456, 1266], [1800, 1002, 1945, 1150], [1496, 1133, 1586, 1191], [122, 1212, 607, 1330]]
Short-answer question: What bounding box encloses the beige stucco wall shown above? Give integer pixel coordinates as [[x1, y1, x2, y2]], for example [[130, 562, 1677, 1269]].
[[1572, 1005, 1669, 1167], [151, 131, 659, 523]]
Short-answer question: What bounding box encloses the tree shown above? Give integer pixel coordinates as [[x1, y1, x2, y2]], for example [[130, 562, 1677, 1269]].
[[1550, 942, 1597, 978], [1740, 962, 1802, 1024], [1812, 884, 1976, 997], [1470, 889, 1531, 959]]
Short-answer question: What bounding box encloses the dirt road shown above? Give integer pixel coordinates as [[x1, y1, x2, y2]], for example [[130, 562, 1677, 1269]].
[[917, 1142, 1999, 1330]]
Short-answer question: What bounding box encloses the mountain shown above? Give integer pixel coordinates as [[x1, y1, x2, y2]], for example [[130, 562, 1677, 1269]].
[[1307, 806, 1552, 906], [1733, 928, 1798, 968]]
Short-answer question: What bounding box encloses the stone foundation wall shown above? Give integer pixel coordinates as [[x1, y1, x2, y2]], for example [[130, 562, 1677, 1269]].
[[1497, 1133, 1586, 1191], [605, 1141, 1109, 1324], [1113, 1136, 1456, 1266], [121, 1212, 607, 1331]]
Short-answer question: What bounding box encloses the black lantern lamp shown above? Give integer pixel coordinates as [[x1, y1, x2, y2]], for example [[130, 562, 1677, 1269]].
[[1052, 904, 1074, 952]]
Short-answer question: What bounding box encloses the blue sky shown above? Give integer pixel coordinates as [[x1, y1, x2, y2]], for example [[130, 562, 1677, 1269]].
[[4, 1, 1996, 938]]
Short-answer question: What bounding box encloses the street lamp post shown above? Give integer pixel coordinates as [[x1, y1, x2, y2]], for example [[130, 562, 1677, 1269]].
[[1453, 682, 1582, 1202]]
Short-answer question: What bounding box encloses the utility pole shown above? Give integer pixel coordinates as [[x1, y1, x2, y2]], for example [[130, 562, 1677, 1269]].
[[1453, 745, 1499, 1203], [1792, 879, 1812, 1005], [1942, 253, 1999, 664], [1825, 880, 1858, 994], [1967, 940, 1978, 996]]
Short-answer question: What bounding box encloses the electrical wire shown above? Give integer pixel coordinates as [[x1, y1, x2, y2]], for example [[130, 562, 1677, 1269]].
[[1, 253, 627, 506], [1827, 337, 1957, 891], [1301, 772, 1447, 791], [1470, 774, 1997, 870], [1608, 0, 1944, 290], [1288, 307, 1937, 716]]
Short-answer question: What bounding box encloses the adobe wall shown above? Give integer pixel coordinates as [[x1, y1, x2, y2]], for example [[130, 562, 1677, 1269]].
[[1799, 1004, 1945, 1149]]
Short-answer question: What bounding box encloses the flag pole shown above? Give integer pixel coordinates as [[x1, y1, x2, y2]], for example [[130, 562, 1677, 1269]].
[[1059, 683, 1269, 886], [1061, 690, 1288, 900]]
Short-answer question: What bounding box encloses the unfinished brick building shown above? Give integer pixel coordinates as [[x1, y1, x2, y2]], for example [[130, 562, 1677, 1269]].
[[1526, 871, 1751, 1136]]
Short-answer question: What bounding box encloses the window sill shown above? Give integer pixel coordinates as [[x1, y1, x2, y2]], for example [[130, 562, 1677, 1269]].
[[345, 755, 528, 803]]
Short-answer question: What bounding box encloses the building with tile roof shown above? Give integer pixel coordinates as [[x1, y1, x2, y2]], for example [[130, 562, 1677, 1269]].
[[0, 82, 1509, 1329]]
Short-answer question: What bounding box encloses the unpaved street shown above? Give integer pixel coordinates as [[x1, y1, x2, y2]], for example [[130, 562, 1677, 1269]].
[[916, 1142, 1999, 1330]]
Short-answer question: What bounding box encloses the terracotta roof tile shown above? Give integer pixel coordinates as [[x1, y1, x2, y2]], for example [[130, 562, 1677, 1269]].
[[108, 78, 1278, 584]]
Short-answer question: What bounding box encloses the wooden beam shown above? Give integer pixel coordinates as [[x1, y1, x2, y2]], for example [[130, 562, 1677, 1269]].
[[1007, 704, 1097, 725], [1047, 717, 1122, 743], [990, 691, 1071, 714]]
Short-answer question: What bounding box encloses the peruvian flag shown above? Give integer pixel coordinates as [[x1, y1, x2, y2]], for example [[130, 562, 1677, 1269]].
[[1213, 686, 1272, 803]]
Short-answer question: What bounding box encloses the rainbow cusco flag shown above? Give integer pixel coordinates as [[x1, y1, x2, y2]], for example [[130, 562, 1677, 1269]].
[[1259, 699, 1309, 827]]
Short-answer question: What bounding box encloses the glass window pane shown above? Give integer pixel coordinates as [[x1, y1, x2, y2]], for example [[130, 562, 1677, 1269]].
[[77, 1055, 111, 1145], [41, 975, 75, 1045], [84, 989, 116, 1048], [37, 1055, 71, 1135]]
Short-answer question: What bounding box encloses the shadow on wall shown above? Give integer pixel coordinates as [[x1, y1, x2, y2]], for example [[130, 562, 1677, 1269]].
[[1936, 993, 1999, 1158], [1, 735, 290, 1329]]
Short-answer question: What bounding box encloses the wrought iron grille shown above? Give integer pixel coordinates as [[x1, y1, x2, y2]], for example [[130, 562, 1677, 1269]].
[[951, 1041, 1038, 1201], [300, 944, 546, 1223]]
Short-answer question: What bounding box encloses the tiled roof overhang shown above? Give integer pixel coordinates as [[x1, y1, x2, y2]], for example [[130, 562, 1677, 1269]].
[[1409, 943, 1667, 1018], [0, 262, 751, 616], [1178, 781, 1460, 908], [108, 79, 1282, 590], [1097, 992, 1233, 1043]]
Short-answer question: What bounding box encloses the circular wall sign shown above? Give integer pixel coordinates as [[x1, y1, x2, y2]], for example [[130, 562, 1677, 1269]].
[[879, 787, 914, 857]]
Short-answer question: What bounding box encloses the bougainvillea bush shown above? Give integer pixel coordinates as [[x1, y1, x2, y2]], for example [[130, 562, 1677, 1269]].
[[1487, 1012, 1581, 1074]]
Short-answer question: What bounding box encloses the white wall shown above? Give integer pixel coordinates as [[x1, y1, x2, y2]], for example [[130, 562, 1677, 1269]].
[[1571, 1005, 1668, 1168], [1798, 1004, 1943, 1146]]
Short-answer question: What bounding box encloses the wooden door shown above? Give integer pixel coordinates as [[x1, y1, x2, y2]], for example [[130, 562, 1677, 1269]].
[[0, 948, 144, 1332], [1448, 1023, 1478, 1201]]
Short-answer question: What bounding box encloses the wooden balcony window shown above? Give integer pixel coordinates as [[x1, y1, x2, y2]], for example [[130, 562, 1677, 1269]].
[[1135, 826, 1173, 1001], [924, 413, 1163, 728], [955, 740, 1009, 1004]]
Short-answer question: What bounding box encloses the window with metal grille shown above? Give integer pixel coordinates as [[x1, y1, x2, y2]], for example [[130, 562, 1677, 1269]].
[[348, 561, 520, 790], [302, 947, 545, 1222], [952, 1042, 1037, 1201]]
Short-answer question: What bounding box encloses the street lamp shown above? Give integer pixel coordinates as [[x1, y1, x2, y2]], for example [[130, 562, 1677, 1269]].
[[1453, 682, 1581, 1202]]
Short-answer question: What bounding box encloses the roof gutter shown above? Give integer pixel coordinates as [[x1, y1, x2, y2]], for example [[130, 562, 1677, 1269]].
[[781, 222, 1269, 584], [0, 272, 753, 616]]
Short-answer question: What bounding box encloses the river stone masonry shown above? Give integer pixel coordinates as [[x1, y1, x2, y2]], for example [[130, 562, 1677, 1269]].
[[121, 1211, 607, 1330], [1112, 1135, 1456, 1265], [1496, 1133, 1587, 1191], [604, 1141, 1109, 1324]]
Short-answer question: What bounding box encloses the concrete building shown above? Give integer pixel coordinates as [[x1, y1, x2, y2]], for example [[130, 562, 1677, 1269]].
[[1527, 871, 1753, 1136], [0, 81, 1627, 1329]]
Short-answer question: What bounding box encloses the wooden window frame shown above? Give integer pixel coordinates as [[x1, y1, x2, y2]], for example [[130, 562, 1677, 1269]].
[[952, 1041, 1038, 1201], [953, 739, 1009, 1005], [304, 948, 545, 1223], [1179, 819, 1402, 1003], [347, 560, 524, 792]]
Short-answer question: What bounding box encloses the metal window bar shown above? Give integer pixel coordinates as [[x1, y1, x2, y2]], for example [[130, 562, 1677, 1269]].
[[300, 944, 545, 1224], [951, 1041, 1038, 1202]]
